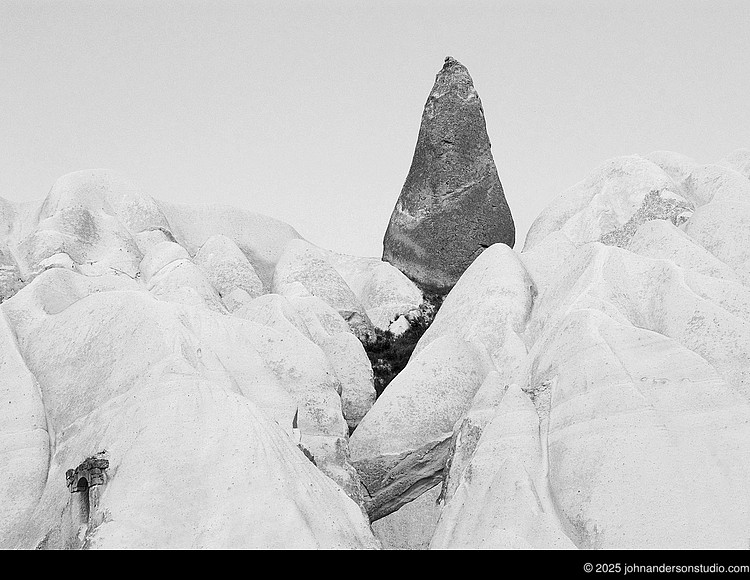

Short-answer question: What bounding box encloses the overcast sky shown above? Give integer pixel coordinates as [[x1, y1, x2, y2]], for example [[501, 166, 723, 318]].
[[2, 0, 749, 256]]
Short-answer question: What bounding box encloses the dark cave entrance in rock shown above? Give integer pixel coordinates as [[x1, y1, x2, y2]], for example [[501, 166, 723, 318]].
[[75, 477, 90, 524], [65, 455, 109, 535]]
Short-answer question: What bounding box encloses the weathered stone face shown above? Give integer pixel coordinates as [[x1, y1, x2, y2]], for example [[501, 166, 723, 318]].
[[382, 56, 515, 294]]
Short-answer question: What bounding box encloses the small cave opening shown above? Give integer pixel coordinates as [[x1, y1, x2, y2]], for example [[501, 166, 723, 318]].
[[74, 477, 90, 525], [65, 454, 109, 538]]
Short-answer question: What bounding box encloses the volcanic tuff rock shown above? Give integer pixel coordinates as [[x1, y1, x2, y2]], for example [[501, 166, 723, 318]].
[[0, 169, 399, 549], [4, 144, 750, 550], [382, 56, 515, 294], [193, 234, 264, 309], [273, 239, 376, 342], [323, 249, 424, 331], [719, 148, 750, 180], [349, 243, 534, 521], [363, 148, 750, 550], [372, 483, 442, 550], [349, 334, 490, 520], [523, 155, 694, 252], [430, 384, 575, 550]]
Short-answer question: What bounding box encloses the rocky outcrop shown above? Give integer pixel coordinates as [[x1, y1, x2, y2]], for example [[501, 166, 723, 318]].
[[4, 147, 750, 550], [355, 149, 750, 549], [273, 239, 376, 342], [523, 155, 692, 251], [431, 385, 575, 550], [438, 370, 507, 506], [382, 56, 514, 294], [1, 273, 378, 549], [351, 242, 534, 522], [141, 242, 227, 313], [410, 243, 534, 384], [193, 234, 263, 310], [239, 292, 376, 431], [682, 164, 750, 207], [533, 309, 750, 549], [19, 176, 144, 279], [324, 250, 424, 331], [627, 219, 742, 283], [0, 170, 391, 549], [684, 201, 750, 286], [156, 200, 302, 290], [372, 484, 442, 550], [0, 243, 22, 302], [643, 150, 697, 189], [0, 312, 48, 548], [349, 335, 488, 520], [719, 148, 750, 180]]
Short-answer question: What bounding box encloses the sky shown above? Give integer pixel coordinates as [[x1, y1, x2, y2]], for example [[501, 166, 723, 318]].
[[1, 0, 749, 257]]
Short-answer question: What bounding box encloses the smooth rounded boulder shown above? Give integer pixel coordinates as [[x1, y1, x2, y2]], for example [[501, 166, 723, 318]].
[[273, 239, 375, 342], [193, 234, 263, 308]]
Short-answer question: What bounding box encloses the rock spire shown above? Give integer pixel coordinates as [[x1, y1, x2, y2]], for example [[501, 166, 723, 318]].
[[382, 56, 515, 293]]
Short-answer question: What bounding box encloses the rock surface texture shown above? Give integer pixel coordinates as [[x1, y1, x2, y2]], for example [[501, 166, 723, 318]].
[[356, 147, 750, 550], [2, 142, 750, 550], [382, 57, 515, 294], [0, 169, 398, 550]]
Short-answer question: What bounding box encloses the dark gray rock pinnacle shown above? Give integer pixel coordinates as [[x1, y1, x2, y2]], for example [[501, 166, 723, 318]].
[[382, 56, 515, 294]]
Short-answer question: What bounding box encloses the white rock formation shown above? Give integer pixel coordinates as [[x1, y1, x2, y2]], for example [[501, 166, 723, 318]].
[[237, 292, 375, 431], [684, 201, 750, 286], [231, 293, 369, 504], [719, 148, 750, 180], [156, 200, 302, 289], [3, 150, 750, 550], [627, 219, 742, 283], [324, 250, 424, 330], [372, 484, 442, 550], [349, 335, 489, 520], [0, 171, 397, 549], [0, 312, 48, 548], [387, 315, 411, 336], [193, 234, 263, 309], [0, 242, 23, 301], [142, 242, 227, 313], [1, 280, 377, 549], [273, 239, 376, 341], [438, 371, 508, 506], [410, 243, 534, 386], [643, 150, 697, 189], [682, 164, 750, 207], [523, 155, 692, 251], [533, 310, 750, 549], [354, 149, 750, 549], [431, 385, 575, 550], [348, 244, 537, 524]]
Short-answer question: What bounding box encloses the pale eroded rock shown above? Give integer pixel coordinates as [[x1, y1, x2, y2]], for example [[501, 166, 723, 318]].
[[431, 385, 574, 550], [524, 155, 690, 251], [193, 234, 263, 305], [350, 335, 488, 520], [273, 239, 375, 342]]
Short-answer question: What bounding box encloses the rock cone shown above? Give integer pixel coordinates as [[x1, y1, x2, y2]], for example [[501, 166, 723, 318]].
[[382, 56, 515, 294]]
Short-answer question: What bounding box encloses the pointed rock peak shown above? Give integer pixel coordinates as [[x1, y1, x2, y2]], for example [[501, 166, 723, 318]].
[[441, 55, 465, 72], [428, 57, 476, 103], [382, 57, 515, 294]]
